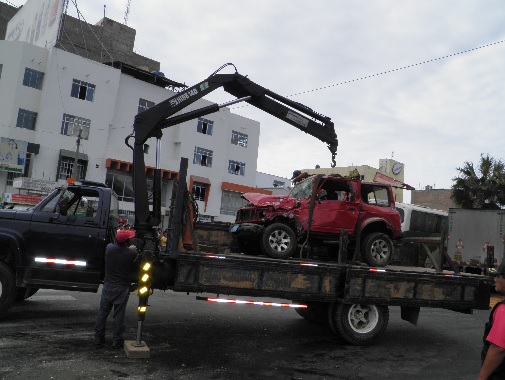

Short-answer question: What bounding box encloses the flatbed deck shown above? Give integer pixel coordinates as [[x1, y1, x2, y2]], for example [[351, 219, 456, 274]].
[[171, 251, 491, 311]]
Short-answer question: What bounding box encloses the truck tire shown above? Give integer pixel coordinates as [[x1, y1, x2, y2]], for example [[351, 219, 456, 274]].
[[328, 302, 389, 346], [0, 262, 16, 319], [261, 223, 297, 259], [361, 232, 393, 267], [237, 238, 261, 256], [294, 301, 329, 325]]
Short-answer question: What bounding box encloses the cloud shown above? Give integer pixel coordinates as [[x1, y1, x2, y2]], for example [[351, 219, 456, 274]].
[[9, 0, 505, 193]]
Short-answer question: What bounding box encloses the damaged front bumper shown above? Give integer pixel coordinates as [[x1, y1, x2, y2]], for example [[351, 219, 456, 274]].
[[230, 223, 265, 238]]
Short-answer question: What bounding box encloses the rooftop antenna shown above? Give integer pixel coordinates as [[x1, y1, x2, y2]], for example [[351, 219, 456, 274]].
[[124, 0, 131, 25]]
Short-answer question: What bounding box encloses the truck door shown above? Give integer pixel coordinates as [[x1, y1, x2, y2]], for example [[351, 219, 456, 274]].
[[25, 187, 105, 291], [310, 178, 360, 234], [359, 184, 400, 231]]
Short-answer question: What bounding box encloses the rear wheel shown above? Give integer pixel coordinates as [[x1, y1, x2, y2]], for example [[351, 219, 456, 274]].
[[0, 262, 17, 319], [328, 302, 389, 345], [294, 302, 329, 325], [361, 232, 393, 267], [261, 223, 297, 259]]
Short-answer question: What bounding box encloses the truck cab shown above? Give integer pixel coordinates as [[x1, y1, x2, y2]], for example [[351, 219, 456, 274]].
[[0, 182, 118, 293]]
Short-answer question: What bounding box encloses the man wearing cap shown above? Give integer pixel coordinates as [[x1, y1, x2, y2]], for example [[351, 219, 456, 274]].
[[93, 229, 138, 349], [479, 261, 505, 379]]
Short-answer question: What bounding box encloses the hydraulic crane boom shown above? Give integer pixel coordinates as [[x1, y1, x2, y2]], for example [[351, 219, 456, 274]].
[[127, 66, 338, 345], [130, 68, 338, 233]]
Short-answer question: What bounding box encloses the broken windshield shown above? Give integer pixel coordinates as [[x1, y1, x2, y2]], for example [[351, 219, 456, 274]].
[[290, 177, 314, 199]]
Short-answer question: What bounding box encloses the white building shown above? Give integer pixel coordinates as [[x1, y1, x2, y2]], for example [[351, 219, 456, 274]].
[[0, 1, 267, 226]]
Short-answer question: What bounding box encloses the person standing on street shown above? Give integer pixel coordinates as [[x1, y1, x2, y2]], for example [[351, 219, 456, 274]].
[[94, 229, 138, 348], [479, 261, 505, 379]]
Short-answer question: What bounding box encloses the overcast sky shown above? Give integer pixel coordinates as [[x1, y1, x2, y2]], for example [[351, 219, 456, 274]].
[[8, 1, 505, 199]]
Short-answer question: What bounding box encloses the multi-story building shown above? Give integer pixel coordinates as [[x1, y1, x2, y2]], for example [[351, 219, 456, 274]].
[[0, 0, 267, 226]]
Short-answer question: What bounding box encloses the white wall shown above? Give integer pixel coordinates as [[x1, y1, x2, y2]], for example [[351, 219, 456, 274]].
[[0, 40, 262, 223]]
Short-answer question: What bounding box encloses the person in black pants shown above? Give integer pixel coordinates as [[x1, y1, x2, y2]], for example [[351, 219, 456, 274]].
[[94, 229, 138, 348]]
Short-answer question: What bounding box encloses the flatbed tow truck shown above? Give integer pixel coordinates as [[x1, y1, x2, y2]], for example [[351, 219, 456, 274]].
[[128, 65, 491, 346], [0, 65, 492, 348]]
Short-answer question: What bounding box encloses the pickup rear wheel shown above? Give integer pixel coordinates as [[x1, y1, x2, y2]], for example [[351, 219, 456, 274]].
[[261, 223, 297, 259], [361, 232, 393, 267], [328, 302, 389, 346], [0, 262, 16, 319]]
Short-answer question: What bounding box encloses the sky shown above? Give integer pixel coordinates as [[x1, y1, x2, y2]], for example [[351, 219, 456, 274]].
[[6, 0, 505, 200]]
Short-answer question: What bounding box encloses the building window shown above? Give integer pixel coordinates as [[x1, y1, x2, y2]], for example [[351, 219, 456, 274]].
[[231, 130, 248, 147], [228, 160, 245, 176], [71, 79, 95, 102], [138, 98, 155, 114], [58, 156, 86, 181], [6, 172, 21, 186], [273, 180, 285, 187], [220, 190, 249, 216], [16, 109, 37, 130], [23, 68, 44, 90], [61, 114, 91, 139], [192, 182, 207, 202], [197, 118, 213, 136], [193, 147, 213, 167]]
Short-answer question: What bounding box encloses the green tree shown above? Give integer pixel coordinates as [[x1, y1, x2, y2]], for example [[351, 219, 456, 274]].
[[451, 154, 505, 209]]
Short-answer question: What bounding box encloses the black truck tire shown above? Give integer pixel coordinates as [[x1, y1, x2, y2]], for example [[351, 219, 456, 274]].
[[294, 301, 329, 325], [0, 262, 17, 318], [261, 223, 297, 259], [361, 232, 393, 267], [328, 302, 389, 346]]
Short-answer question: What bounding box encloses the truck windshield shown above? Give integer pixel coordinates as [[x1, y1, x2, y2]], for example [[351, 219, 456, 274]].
[[290, 177, 314, 199], [39, 188, 67, 212]]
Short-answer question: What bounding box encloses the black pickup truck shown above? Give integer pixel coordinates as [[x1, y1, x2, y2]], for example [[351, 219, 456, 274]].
[[0, 181, 118, 317]]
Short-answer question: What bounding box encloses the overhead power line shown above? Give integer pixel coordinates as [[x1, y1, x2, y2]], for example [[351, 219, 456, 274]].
[[289, 39, 505, 97]]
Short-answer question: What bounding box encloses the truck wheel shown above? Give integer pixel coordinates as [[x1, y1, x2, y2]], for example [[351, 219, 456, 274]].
[[361, 232, 393, 267], [0, 262, 16, 319], [328, 302, 389, 346], [294, 301, 329, 325], [237, 238, 261, 256], [261, 223, 297, 259]]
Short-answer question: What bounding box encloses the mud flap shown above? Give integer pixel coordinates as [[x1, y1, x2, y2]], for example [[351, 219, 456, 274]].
[[401, 306, 420, 325]]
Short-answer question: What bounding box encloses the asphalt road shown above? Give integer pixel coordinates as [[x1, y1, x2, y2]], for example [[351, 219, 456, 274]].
[[0, 288, 493, 380]]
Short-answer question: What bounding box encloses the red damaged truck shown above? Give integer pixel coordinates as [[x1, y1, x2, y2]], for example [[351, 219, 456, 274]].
[[232, 174, 403, 267]]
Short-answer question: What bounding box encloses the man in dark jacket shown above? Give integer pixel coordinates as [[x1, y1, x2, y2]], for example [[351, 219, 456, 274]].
[[480, 261, 505, 379], [94, 229, 138, 348]]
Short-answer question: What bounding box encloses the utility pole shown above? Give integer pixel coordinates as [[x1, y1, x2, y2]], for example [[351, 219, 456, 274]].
[[71, 127, 82, 180]]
